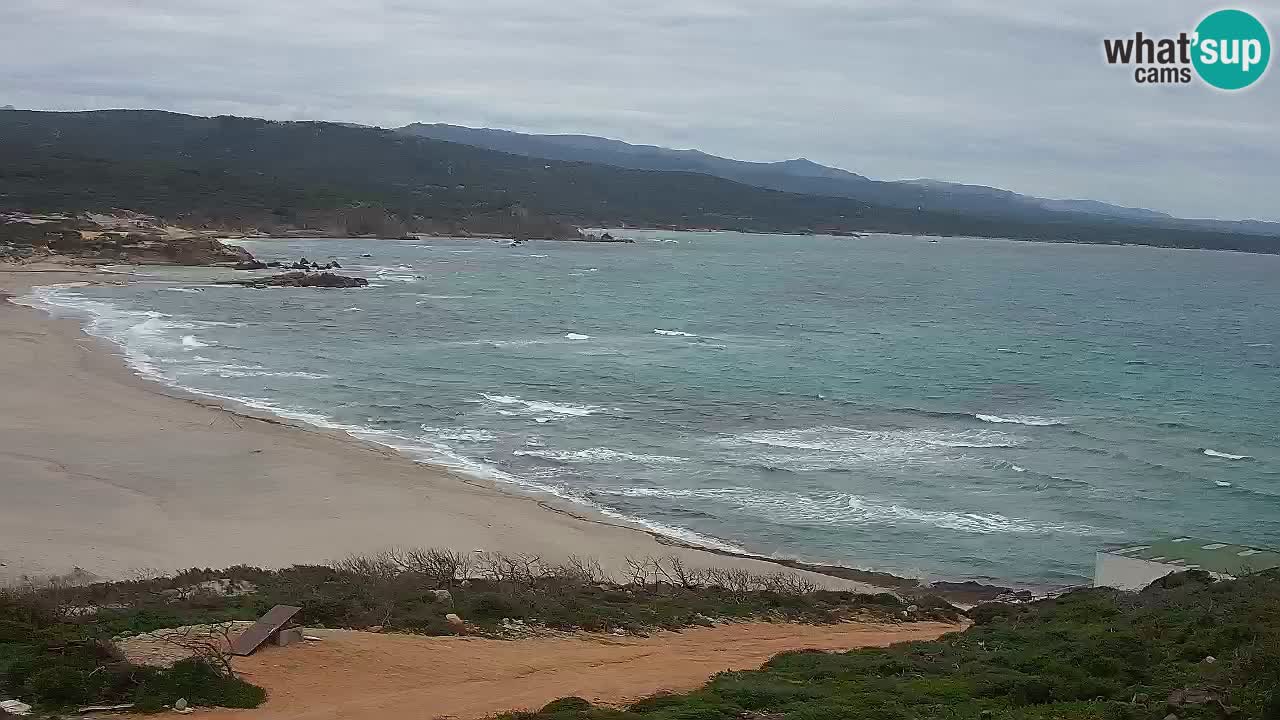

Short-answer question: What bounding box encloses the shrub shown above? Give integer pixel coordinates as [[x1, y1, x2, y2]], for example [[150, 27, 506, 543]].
[[541, 696, 593, 713]]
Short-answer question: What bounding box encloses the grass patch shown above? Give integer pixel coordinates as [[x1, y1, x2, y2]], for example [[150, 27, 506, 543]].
[[0, 594, 263, 714]]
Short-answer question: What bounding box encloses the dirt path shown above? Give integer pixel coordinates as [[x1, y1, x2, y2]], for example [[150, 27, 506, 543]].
[[190, 621, 960, 720]]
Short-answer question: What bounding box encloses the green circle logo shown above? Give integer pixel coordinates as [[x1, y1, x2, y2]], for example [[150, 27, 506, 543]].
[[1192, 9, 1271, 90]]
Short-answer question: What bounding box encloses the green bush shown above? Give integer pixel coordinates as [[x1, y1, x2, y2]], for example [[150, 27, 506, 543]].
[[541, 696, 593, 713]]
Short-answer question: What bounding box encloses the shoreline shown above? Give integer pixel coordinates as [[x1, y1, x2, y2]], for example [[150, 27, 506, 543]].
[[226, 228, 1280, 259], [1, 263, 1032, 603], [0, 264, 924, 595]]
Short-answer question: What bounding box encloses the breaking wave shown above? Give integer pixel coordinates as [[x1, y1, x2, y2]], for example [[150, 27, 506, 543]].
[[1203, 448, 1251, 461], [975, 414, 1066, 427], [730, 426, 1020, 462], [595, 486, 1104, 536], [514, 447, 690, 465], [478, 393, 604, 416]]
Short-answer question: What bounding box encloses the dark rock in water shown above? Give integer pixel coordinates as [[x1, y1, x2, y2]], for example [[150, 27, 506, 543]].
[[266, 261, 283, 268], [234, 260, 268, 270], [217, 271, 369, 288], [576, 231, 635, 243]]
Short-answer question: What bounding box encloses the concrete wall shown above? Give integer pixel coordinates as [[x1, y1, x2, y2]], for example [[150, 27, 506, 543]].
[[1094, 552, 1180, 591]]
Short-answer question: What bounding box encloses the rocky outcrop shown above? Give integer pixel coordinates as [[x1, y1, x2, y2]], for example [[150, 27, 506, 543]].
[[574, 231, 635, 243], [217, 271, 369, 288], [0, 212, 254, 266]]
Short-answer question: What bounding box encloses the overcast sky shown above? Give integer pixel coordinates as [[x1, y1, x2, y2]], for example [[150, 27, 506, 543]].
[[2, 1, 1277, 220]]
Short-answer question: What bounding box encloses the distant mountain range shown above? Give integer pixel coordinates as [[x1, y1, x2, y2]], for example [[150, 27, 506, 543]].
[[0, 109, 1277, 253], [400, 123, 1278, 235]]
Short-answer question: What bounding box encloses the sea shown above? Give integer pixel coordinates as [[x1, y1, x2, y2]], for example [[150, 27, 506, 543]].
[[17, 231, 1280, 589]]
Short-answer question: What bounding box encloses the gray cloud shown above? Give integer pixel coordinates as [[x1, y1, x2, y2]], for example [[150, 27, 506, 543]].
[[1, 0, 1276, 219]]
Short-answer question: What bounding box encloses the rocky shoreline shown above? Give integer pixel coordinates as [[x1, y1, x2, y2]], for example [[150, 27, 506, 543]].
[[216, 271, 369, 288], [0, 211, 252, 266]]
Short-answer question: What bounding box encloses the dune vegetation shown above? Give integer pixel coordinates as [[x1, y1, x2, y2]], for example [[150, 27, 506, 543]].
[[506, 570, 1280, 720], [4, 551, 1276, 718]]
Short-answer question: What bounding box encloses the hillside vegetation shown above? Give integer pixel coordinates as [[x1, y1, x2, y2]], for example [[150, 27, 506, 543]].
[[2, 109, 1278, 253], [0, 552, 939, 714], [4, 551, 1277, 717], [506, 570, 1280, 720]]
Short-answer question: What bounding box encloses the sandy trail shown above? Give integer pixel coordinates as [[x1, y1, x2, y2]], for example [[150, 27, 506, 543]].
[[191, 621, 960, 720]]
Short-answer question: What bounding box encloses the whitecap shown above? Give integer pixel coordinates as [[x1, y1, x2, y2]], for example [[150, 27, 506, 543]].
[[564, 332, 591, 340], [514, 447, 689, 465], [1215, 480, 1233, 487], [654, 329, 698, 337], [478, 392, 604, 416], [209, 369, 328, 379], [1203, 448, 1250, 460], [731, 425, 1019, 460], [419, 426, 496, 443], [181, 335, 210, 348], [975, 414, 1065, 427], [165, 287, 203, 294]]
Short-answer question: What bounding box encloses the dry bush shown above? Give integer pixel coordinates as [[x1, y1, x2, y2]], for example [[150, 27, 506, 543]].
[[474, 552, 545, 586], [704, 567, 757, 596], [332, 550, 402, 580], [547, 555, 607, 584], [334, 548, 473, 587], [153, 622, 240, 677]]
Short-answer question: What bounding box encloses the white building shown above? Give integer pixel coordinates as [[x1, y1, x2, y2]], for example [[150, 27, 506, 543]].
[[1094, 537, 1280, 591]]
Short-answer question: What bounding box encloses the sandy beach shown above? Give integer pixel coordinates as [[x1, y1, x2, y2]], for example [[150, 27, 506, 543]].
[[0, 266, 882, 590]]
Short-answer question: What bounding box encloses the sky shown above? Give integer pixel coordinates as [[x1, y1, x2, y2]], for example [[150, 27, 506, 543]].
[[1, 1, 1277, 221]]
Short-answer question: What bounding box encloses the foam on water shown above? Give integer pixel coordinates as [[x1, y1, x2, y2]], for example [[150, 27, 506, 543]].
[[731, 426, 1020, 461], [420, 426, 497, 443], [478, 393, 604, 416], [975, 414, 1066, 426], [1203, 448, 1250, 460], [597, 486, 1105, 536], [654, 329, 698, 337], [514, 447, 690, 465]]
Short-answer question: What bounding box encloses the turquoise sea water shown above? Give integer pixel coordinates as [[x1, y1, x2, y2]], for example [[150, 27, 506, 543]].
[[22, 231, 1280, 587]]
